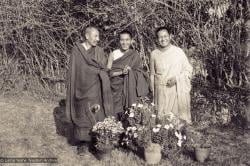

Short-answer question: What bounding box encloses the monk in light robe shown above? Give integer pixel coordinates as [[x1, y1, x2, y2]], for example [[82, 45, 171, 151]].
[[107, 30, 149, 120], [66, 27, 113, 155], [150, 27, 193, 124]]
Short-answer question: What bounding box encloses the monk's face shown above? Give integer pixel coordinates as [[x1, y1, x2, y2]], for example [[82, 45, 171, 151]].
[[120, 33, 132, 51], [85, 29, 100, 47], [157, 30, 171, 48]]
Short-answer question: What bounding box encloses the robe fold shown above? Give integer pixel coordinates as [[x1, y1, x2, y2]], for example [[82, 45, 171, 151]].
[[150, 45, 193, 124], [110, 49, 149, 116], [66, 43, 113, 141]]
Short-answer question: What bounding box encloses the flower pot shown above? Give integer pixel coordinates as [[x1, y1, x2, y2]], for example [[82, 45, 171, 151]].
[[144, 143, 162, 165], [195, 146, 211, 163]]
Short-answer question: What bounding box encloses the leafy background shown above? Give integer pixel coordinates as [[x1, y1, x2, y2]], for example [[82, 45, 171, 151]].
[[0, 0, 249, 125]]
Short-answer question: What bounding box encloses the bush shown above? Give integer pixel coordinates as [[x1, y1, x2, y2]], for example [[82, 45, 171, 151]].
[[0, 0, 249, 122]]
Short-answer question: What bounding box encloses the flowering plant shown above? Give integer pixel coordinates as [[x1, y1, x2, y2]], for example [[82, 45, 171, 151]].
[[91, 116, 125, 151], [121, 99, 157, 127], [121, 125, 151, 151], [121, 99, 189, 159], [121, 100, 157, 150], [152, 113, 187, 159]]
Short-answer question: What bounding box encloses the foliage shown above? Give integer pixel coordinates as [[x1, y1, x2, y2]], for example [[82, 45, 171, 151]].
[[0, 0, 249, 94], [191, 76, 248, 128], [121, 101, 188, 159], [0, 0, 249, 126], [121, 101, 157, 150], [91, 116, 124, 151], [152, 114, 187, 159]]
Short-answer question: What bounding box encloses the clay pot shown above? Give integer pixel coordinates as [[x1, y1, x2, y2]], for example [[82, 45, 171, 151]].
[[144, 143, 162, 165], [195, 146, 211, 163]]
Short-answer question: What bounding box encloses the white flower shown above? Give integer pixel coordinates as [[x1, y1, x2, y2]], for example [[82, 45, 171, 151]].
[[133, 133, 138, 138], [151, 103, 155, 106], [127, 127, 132, 131], [131, 126, 137, 131], [175, 131, 182, 140], [169, 124, 174, 128], [177, 140, 183, 147], [164, 125, 170, 130], [156, 124, 162, 128], [151, 114, 156, 118], [131, 103, 136, 107], [129, 112, 135, 118], [152, 127, 160, 133], [169, 112, 175, 119], [183, 135, 187, 140], [137, 103, 143, 108]]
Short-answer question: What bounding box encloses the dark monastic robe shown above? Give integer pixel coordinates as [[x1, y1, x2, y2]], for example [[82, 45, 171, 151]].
[[110, 49, 149, 118], [66, 43, 113, 141]]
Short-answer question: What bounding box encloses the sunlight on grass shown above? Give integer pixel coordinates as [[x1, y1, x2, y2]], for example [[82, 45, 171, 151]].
[[0, 96, 249, 166]]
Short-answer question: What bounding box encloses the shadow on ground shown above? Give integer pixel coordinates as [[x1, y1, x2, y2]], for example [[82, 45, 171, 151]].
[[53, 99, 80, 146]]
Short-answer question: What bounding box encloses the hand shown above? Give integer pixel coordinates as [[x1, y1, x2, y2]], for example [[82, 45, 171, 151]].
[[123, 65, 131, 75], [90, 104, 100, 113], [166, 77, 176, 87]]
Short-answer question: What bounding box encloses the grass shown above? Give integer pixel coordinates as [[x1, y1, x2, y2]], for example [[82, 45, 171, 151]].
[[0, 94, 249, 166]]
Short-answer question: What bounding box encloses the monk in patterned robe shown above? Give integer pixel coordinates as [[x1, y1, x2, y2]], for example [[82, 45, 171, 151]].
[[107, 30, 149, 119], [66, 27, 113, 154], [150, 27, 193, 124]]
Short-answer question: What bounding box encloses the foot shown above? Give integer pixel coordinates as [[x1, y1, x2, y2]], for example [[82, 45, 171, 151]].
[[77, 144, 89, 156]]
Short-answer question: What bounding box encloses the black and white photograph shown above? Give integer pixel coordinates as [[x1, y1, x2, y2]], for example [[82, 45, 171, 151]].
[[0, 0, 250, 165]]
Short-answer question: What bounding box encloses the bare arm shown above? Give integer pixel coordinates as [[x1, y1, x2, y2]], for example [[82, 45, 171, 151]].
[[111, 71, 123, 77]]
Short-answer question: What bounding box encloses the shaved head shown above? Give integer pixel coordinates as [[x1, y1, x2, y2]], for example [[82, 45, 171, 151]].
[[85, 26, 98, 35], [84, 26, 100, 47]]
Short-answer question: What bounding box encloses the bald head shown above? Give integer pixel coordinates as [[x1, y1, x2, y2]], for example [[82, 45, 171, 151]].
[[85, 26, 100, 47], [85, 26, 98, 35]]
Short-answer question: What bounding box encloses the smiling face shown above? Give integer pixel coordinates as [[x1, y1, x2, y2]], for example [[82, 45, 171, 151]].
[[85, 28, 100, 47], [157, 29, 171, 48], [119, 33, 132, 51]]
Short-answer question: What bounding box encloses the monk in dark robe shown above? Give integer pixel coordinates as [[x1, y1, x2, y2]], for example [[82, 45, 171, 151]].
[[66, 27, 113, 155], [107, 30, 149, 119]]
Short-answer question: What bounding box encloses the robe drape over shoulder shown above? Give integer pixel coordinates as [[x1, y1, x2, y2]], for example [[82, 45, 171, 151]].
[[110, 49, 149, 115], [150, 45, 193, 124], [66, 43, 113, 141]]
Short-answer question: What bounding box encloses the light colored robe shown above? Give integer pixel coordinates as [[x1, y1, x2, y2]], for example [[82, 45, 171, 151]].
[[150, 45, 193, 123]]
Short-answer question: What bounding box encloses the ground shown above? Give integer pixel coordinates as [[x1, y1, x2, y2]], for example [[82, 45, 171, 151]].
[[0, 95, 250, 166]]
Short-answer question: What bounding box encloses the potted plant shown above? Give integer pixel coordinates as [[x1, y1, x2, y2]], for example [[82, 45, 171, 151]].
[[195, 144, 211, 163], [121, 101, 162, 164], [144, 140, 162, 165], [91, 116, 124, 160], [152, 114, 187, 160], [194, 134, 212, 163]]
